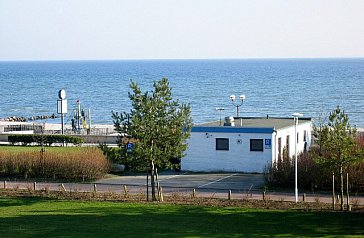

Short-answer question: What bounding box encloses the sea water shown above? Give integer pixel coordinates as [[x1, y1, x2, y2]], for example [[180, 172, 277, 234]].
[[0, 58, 363, 127]]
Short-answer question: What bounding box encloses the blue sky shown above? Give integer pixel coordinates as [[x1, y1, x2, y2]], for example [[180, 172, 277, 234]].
[[1, 0, 363, 60]]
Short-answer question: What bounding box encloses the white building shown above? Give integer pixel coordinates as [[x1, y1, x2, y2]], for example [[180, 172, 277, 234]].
[[182, 116, 312, 173]]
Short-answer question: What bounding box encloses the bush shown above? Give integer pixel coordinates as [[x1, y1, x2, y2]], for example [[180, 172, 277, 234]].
[[99, 144, 147, 172], [264, 149, 364, 192], [8, 134, 84, 146], [0, 148, 110, 180]]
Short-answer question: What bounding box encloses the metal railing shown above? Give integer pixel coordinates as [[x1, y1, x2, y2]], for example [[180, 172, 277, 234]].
[[3, 124, 44, 133]]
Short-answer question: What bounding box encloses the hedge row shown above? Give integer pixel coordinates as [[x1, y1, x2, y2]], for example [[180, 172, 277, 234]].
[[8, 134, 84, 146], [0, 148, 110, 180], [265, 135, 364, 193], [264, 151, 364, 193]]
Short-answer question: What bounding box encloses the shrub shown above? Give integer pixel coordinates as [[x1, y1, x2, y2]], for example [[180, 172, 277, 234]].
[[264, 148, 364, 192], [8, 134, 84, 146], [99, 144, 145, 172], [0, 148, 110, 180]]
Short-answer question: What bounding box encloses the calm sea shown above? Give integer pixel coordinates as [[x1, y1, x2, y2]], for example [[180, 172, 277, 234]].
[[0, 59, 363, 127]]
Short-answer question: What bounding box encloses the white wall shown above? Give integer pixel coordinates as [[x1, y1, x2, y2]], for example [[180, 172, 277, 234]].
[[182, 132, 274, 173], [274, 121, 312, 162], [182, 121, 312, 173]]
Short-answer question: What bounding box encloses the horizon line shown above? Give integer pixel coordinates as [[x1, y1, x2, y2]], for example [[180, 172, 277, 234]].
[[1, 56, 364, 63]]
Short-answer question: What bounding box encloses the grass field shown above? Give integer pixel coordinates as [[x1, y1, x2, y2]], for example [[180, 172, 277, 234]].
[[0, 145, 91, 153], [0, 197, 363, 237]]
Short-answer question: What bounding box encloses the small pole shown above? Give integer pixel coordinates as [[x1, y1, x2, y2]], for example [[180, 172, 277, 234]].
[[123, 185, 128, 196], [332, 172, 336, 210], [60, 183, 66, 192], [88, 108, 92, 130], [294, 116, 298, 203], [192, 188, 196, 198], [61, 114, 64, 135], [263, 191, 266, 201], [146, 168, 149, 202], [4, 181, 7, 189], [93, 184, 97, 193], [346, 173, 350, 211], [160, 187, 164, 202], [302, 193, 306, 202], [228, 190, 232, 200], [155, 168, 161, 199], [33, 182, 37, 190]]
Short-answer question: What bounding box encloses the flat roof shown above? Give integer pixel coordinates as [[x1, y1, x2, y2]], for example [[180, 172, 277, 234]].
[[195, 117, 311, 130]]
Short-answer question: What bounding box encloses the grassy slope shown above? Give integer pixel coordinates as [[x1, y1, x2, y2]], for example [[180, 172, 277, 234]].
[[0, 197, 363, 237]]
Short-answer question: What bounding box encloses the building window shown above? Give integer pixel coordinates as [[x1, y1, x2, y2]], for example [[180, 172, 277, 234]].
[[250, 139, 263, 151], [216, 138, 229, 150], [303, 130, 307, 142], [278, 137, 282, 160]]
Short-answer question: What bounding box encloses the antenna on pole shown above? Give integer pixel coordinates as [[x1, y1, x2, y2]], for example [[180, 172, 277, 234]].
[[216, 107, 225, 126]]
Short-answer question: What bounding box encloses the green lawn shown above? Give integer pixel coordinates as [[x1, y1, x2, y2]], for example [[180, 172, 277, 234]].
[[0, 197, 363, 237], [0, 145, 91, 153]]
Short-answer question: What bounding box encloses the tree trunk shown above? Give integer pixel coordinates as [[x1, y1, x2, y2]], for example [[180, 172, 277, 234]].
[[146, 168, 149, 202], [340, 165, 344, 211], [346, 172, 350, 211], [151, 160, 156, 201], [332, 172, 335, 210]]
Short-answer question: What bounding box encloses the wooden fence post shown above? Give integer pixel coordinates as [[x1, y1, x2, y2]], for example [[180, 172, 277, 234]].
[[33, 182, 36, 190], [123, 185, 128, 196], [60, 183, 66, 192], [155, 168, 162, 200], [302, 193, 306, 202], [159, 187, 164, 202], [93, 184, 97, 193], [228, 190, 232, 200], [3, 181, 7, 189]]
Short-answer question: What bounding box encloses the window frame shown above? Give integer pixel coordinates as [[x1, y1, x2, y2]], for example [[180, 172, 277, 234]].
[[216, 138, 229, 151], [250, 139, 264, 152], [303, 130, 307, 142]]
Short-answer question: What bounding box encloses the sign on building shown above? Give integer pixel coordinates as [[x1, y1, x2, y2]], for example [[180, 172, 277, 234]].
[[265, 139, 271, 149]]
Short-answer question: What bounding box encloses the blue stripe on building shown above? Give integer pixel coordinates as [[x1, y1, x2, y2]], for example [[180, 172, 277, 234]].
[[191, 127, 274, 134]]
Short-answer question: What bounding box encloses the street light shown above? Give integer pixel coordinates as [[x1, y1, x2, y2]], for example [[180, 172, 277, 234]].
[[215, 107, 225, 126], [230, 94, 245, 117], [57, 89, 67, 135], [292, 112, 303, 203]]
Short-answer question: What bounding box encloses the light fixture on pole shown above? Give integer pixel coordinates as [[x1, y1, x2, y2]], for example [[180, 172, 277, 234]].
[[57, 89, 67, 135], [230, 94, 245, 117], [292, 112, 303, 203], [215, 107, 225, 126]]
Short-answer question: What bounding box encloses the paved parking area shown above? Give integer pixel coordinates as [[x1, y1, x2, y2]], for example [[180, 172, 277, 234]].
[[96, 172, 265, 191]]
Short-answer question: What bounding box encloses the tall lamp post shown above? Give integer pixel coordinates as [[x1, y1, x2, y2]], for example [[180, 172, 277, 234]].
[[230, 94, 245, 117], [292, 112, 303, 203], [57, 89, 67, 135]]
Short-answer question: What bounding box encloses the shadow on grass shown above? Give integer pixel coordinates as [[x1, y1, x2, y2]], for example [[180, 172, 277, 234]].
[[0, 198, 363, 237], [0, 196, 46, 207]]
